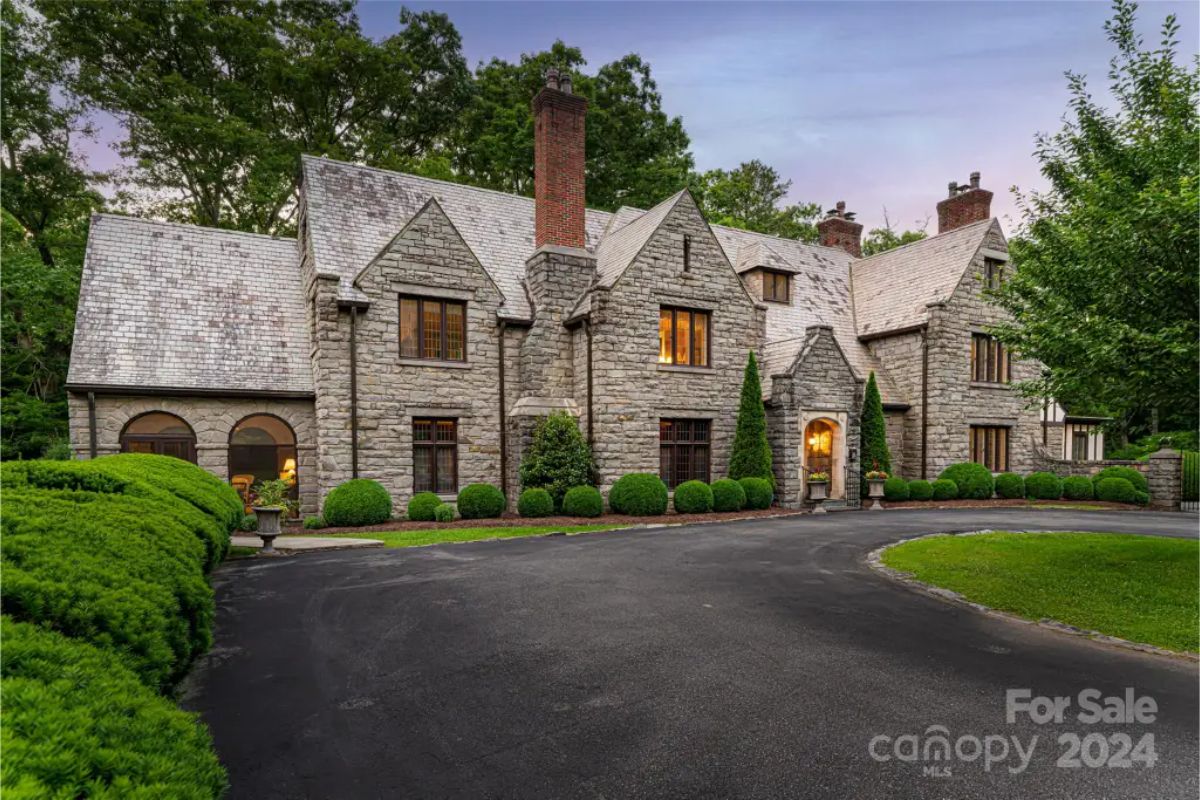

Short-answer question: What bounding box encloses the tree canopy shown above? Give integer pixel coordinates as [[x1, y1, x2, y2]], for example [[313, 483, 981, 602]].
[[992, 0, 1199, 438], [860, 209, 928, 257], [690, 160, 822, 241]]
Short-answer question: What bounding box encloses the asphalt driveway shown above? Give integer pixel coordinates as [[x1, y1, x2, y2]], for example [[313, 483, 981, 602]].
[[187, 509, 1199, 799]]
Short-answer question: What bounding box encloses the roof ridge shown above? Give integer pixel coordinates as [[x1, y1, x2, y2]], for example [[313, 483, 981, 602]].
[[709, 220, 856, 258], [92, 212, 296, 244], [853, 217, 994, 265]]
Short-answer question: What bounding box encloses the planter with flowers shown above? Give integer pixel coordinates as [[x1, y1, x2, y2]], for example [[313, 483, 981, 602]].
[[807, 471, 830, 512], [865, 469, 889, 510], [251, 479, 298, 554]]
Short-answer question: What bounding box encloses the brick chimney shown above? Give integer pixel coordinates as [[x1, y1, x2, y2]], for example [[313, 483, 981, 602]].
[[817, 201, 863, 258], [936, 171, 993, 234], [533, 68, 587, 249]]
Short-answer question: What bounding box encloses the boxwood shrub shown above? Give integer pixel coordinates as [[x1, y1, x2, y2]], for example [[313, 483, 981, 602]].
[[937, 462, 994, 500], [1062, 475, 1094, 500], [237, 513, 258, 532], [674, 480, 714, 514], [931, 479, 958, 500], [609, 473, 668, 516], [882, 477, 909, 501], [1094, 465, 1149, 495], [994, 472, 1024, 499], [1095, 476, 1136, 503], [711, 478, 746, 512], [302, 514, 325, 530], [739, 477, 774, 510], [907, 479, 933, 501], [1024, 471, 1063, 500], [434, 503, 456, 523], [517, 488, 555, 518], [406, 492, 442, 522], [323, 479, 392, 527], [1, 617, 227, 798], [1133, 490, 1150, 506], [562, 485, 603, 517], [457, 483, 506, 520]]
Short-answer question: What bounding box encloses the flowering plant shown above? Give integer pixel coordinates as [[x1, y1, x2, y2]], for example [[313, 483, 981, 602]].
[[808, 471, 830, 482], [865, 470, 889, 480]]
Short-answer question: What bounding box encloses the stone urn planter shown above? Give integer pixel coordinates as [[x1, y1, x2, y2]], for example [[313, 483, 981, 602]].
[[807, 479, 829, 513], [867, 478, 887, 511], [252, 506, 284, 554]]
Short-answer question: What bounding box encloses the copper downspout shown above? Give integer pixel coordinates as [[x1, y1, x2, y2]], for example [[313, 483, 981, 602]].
[[920, 328, 929, 480], [498, 320, 508, 500], [349, 306, 359, 478], [87, 391, 97, 459], [584, 319, 594, 447]]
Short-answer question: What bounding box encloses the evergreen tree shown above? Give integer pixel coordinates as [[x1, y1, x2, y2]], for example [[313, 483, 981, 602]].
[[519, 412, 597, 510], [728, 351, 774, 487], [859, 371, 891, 493]]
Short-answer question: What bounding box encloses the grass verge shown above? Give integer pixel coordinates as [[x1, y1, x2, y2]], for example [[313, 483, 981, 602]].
[[881, 532, 1199, 652], [332, 524, 629, 549]]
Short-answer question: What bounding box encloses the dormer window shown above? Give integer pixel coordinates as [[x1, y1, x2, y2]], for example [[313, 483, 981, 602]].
[[984, 258, 1004, 290], [762, 269, 790, 303]]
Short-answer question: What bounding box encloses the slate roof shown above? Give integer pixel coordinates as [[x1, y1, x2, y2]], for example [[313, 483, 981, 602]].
[[593, 190, 686, 287], [850, 218, 995, 337], [301, 155, 613, 320], [733, 240, 800, 275], [68, 214, 312, 394]]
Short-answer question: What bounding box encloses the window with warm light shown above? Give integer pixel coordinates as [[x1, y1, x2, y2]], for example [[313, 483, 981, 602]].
[[228, 414, 299, 512], [400, 295, 466, 361], [658, 306, 710, 367]]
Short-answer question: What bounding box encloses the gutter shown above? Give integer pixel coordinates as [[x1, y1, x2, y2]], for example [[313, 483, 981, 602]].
[[921, 327, 929, 480]]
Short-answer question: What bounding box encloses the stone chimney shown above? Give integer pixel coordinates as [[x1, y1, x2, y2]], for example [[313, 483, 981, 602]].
[[533, 68, 587, 249], [936, 171, 993, 234], [817, 201, 863, 258]]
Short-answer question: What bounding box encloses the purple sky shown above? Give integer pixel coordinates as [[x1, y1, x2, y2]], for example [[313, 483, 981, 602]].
[[84, 1, 1198, 235]]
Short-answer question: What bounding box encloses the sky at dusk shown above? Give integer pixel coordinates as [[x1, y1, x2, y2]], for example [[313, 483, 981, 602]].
[[84, 1, 1199, 236]]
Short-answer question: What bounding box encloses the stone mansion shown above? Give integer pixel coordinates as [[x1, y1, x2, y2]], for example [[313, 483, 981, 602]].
[[66, 72, 1104, 515]]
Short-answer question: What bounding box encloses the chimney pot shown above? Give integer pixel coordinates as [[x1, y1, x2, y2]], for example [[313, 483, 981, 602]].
[[817, 200, 863, 258], [970, 171, 980, 189], [558, 74, 572, 94], [948, 181, 958, 198], [936, 170, 993, 233]]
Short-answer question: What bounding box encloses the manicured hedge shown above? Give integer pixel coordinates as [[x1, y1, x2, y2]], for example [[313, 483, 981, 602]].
[[994, 472, 1025, 499], [323, 479, 392, 527], [1062, 475, 1094, 500], [457, 483, 506, 519], [609, 474, 668, 516], [517, 488, 555, 518], [883, 477, 909, 501], [907, 479, 933, 501], [1183, 452, 1199, 503], [2, 489, 215, 689], [674, 480, 713, 514], [1, 617, 227, 798], [931, 479, 958, 500], [711, 478, 746, 512], [1094, 466, 1149, 495], [303, 514, 325, 530], [406, 492, 442, 521], [937, 462, 994, 500], [1095, 477, 1137, 503], [1025, 471, 1063, 500], [434, 503, 456, 522], [562, 486, 603, 517], [739, 477, 774, 510]]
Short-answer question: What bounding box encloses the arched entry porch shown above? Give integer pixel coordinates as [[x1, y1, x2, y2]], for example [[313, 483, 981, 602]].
[[801, 412, 848, 500]]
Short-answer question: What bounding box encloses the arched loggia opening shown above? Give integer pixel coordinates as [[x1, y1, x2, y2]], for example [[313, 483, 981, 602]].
[[119, 412, 197, 463], [228, 414, 298, 512]]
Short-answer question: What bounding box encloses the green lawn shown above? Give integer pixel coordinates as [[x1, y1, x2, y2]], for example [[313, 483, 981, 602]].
[[332, 524, 628, 549], [226, 545, 260, 559], [882, 532, 1199, 652]]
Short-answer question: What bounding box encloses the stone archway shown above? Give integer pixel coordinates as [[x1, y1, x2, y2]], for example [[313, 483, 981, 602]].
[[802, 414, 847, 500]]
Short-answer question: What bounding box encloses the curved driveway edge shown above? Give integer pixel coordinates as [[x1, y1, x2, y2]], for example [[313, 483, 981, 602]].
[[866, 530, 1200, 662]]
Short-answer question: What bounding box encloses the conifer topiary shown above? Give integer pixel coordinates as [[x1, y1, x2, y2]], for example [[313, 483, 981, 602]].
[[728, 351, 774, 488], [859, 371, 891, 496]]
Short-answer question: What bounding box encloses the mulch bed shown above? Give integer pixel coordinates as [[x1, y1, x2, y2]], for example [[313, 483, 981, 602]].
[[880, 498, 1149, 511], [286, 506, 806, 535]]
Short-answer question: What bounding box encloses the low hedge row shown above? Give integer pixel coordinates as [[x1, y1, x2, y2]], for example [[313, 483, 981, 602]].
[[0, 455, 238, 797], [889, 462, 1149, 506]]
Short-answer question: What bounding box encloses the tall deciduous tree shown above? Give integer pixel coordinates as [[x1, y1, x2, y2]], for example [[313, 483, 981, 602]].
[[859, 372, 891, 493], [860, 209, 928, 257], [690, 160, 821, 241], [993, 0, 1198, 439], [728, 352, 774, 487]]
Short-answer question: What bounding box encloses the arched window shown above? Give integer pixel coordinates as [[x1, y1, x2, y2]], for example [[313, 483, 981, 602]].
[[228, 415, 298, 509], [120, 412, 197, 463]]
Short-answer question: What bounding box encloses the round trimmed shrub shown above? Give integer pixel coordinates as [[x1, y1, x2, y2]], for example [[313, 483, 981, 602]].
[[608, 473, 668, 516], [406, 491, 441, 522], [434, 503, 456, 522], [1024, 471, 1063, 500], [907, 479, 933, 501], [517, 487, 555, 518], [674, 480, 714, 514], [711, 478, 746, 512], [931, 479, 958, 500], [562, 485, 603, 517], [883, 477, 909, 501], [1094, 465, 1148, 495], [1133, 490, 1150, 506], [1095, 476, 1136, 503], [323, 479, 392, 527], [457, 483, 506, 520], [739, 477, 773, 510], [1062, 475, 1094, 500], [302, 515, 325, 530], [937, 462, 994, 500], [237, 513, 258, 532], [994, 472, 1025, 499]]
